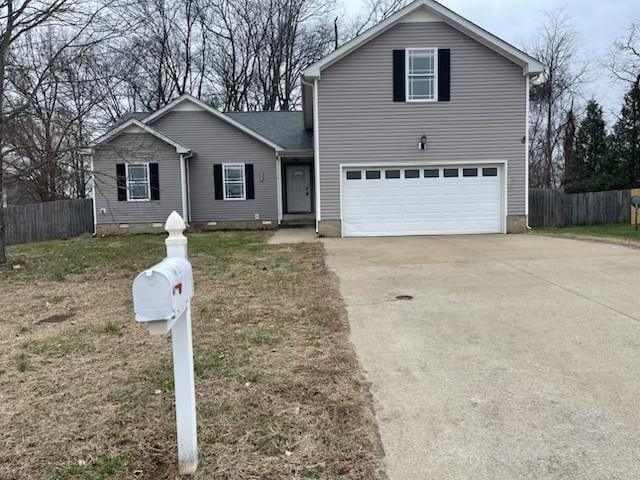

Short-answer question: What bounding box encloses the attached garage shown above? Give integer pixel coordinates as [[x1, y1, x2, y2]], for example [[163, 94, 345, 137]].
[[341, 164, 505, 237]]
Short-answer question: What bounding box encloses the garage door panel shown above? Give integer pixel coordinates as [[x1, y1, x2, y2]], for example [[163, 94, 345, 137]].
[[342, 165, 503, 236]]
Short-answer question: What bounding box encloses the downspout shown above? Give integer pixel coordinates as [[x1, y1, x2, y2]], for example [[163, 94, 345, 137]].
[[185, 154, 192, 224], [302, 76, 321, 234], [179, 153, 190, 225], [89, 151, 97, 235]]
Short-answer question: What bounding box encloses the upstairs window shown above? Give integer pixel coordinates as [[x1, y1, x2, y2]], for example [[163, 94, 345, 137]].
[[406, 48, 437, 102], [126, 163, 150, 201], [223, 164, 246, 200]]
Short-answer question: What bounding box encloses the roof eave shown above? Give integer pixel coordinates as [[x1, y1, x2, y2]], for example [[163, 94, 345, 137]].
[[277, 149, 314, 157], [524, 62, 545, 76]]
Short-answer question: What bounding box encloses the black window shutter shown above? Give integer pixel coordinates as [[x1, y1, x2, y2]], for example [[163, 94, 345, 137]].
[[245, 164, 255, 200], [116, 163, 127, 201], [213, 164, 223, 200], [438, 49, 451, 102], [392, 49, 405, 102], [149, 163, 160, 200]]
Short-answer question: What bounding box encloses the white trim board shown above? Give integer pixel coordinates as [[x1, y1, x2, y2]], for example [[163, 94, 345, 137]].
[[340, 159, 506, 168], [525, 75, 530, 223], [142, 94, 284, 152], [275, 154, 283, 224], [303, 0, 544, 79], [313, 78, 321, 231]]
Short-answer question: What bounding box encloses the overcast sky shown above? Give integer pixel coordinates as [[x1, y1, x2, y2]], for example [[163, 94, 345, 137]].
[[345, 0, 638, 123]]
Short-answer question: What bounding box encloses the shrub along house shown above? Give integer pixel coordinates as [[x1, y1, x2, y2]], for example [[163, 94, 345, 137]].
[[88, 0, 543, 237]]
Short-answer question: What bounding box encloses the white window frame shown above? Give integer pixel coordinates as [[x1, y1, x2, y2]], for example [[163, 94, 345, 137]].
[[406, 47, 438, 103], [126, 162, 150, 202], [223, 163, 246, 201]]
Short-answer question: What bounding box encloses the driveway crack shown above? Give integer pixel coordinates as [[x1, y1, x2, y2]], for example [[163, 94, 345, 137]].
[[492, 256, 640, 324]]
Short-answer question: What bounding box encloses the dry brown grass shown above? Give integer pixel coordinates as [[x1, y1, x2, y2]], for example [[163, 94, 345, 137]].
[[0, 233, 385, 480]]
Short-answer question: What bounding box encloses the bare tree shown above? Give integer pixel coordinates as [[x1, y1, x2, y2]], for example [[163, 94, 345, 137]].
[[103, 0, 209, 111], [201, 0, 261, 110], [251, 0, 335, 110], [561, 106, 577, 189], [528, 9, 588, 188], [609, 20, 640, 85], [351, 0, 407, 38], [0, 0, 81, 265], [4, 28, 108, 202]]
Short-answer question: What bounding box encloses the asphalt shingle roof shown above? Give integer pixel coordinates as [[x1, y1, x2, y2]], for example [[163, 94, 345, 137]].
[[111, 108, 313, 152], [225, 111, 313, 152]]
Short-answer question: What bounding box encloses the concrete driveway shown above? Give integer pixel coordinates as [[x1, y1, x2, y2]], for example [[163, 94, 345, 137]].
[[323, 234, 640, 480]]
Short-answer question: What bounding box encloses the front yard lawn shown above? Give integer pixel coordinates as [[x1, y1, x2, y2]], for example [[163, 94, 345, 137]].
[[533, 223, 640, 244], [0, 233, 384, 479]]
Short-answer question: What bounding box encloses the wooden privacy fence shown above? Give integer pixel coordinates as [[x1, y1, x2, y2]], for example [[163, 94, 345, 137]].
[[529, 189, 631, 228], [4, 199, 94, 245]]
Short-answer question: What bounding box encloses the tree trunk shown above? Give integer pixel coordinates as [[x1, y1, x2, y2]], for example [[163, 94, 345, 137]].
[[0, 204, 5, 265], [0, 48, 7, 266], [545, 93, 554, 188]]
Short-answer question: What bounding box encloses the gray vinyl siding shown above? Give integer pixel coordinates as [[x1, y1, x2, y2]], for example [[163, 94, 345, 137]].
[[316, 21, 527, 219], [151, 111, 278, 222], [93, 133, 182, 224]]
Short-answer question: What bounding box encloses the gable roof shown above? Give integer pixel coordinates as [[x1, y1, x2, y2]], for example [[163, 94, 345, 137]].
[[303, 0, 544, 78], [90, 118, 191, 154], [142, 94, 285, 151], [224, 111, 313, 152]]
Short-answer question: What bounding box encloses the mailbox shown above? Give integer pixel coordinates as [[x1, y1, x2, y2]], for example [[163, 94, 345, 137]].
[[133, 256, 193, 335]]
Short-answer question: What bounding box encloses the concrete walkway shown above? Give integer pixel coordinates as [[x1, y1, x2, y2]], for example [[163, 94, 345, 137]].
[[268, 227, 318, 244], [323, 234, 640, 480]]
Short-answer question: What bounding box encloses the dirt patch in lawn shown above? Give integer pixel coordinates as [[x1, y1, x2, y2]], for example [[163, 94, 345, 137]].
[[0, 233, 385, 479]]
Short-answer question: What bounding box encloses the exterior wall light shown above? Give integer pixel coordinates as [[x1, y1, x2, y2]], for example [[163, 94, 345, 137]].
[[418, 134, 428, 151]]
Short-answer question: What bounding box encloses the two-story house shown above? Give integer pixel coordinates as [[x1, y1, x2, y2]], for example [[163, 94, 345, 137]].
[[88, 0, 543, 237]]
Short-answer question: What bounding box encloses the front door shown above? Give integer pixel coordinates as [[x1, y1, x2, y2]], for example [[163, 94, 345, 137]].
[[286, 164, 311, 213]]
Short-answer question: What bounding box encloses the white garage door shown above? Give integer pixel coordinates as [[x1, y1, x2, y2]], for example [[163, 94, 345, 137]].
[[342, 165, 503, 237]]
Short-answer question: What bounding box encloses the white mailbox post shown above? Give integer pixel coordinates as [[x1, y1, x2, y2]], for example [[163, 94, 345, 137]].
[[132, 211, 198, 474]]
